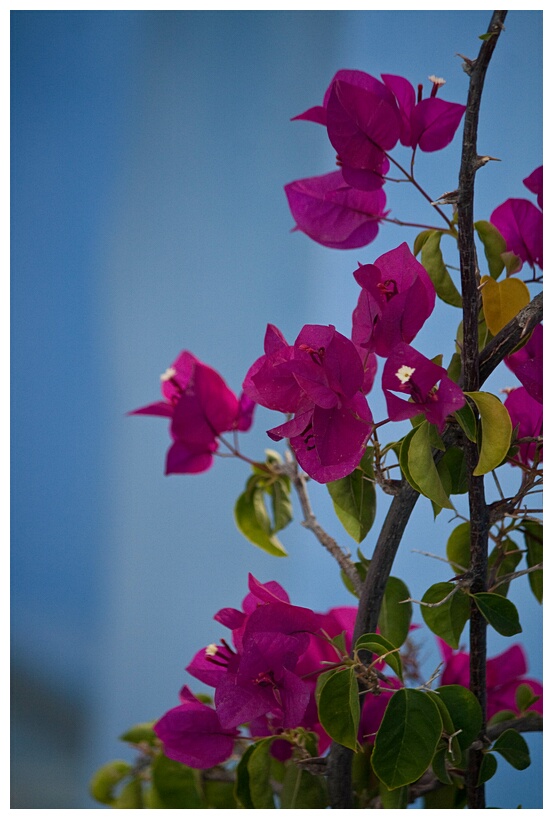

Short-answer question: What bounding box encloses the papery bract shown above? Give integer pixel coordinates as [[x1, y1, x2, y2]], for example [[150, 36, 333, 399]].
[[524, 165, 543, 210], [351, 242, 436, 357], [504, 387, 543, 466], [244, 324, 373, 482], [505, 324, 543, 404], [285, 171, 387, 249], [490, 198, 543, 270], [382, 73, 465, 152], [382, 343, 465, 430], [438, 640, 543, 719], [153, 686, 239, 769], [130, 352, 254, 475]]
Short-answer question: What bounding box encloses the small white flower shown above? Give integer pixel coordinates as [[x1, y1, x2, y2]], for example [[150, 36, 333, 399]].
[[428, 74, 446, 86], [160, 366, 177, 382], [396, 365, 416, 384], [205, 643, 218, 657]]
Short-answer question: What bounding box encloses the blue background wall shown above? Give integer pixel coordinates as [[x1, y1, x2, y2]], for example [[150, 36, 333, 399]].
[[11, 10, 542, 808]]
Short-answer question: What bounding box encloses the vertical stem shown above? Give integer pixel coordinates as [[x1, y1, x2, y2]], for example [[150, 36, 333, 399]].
[[456, 10, 508, 808]]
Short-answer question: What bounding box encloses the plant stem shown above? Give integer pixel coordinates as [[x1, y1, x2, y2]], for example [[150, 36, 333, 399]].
[[456, 10, 508, 808]]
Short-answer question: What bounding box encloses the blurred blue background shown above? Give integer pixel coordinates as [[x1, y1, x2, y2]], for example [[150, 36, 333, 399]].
[[11, 10, 542, 809]]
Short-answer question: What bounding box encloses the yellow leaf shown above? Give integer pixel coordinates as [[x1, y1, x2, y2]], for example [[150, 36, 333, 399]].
[[480, 276, 530, 336]]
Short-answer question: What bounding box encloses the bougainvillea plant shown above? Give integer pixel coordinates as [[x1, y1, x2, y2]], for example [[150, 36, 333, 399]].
[[91, 11, 542, 810]]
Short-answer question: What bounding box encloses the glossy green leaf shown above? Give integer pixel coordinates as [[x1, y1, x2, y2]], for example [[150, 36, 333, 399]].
[[478, 752, 498, 785], [399, 427, 422, 493], [492, 729, 531, 770], [408, 422, 454, 509], [379, 782, 409, 808], [420, 582, 470, 648], [447, 350, 462, 382], [515, 683, 541, 714], [432, 745, 453, 785], [150, 754, 202, 808], [280, 765, 328, 808], [89, 760, 132, 805], [446, 521, 471, 574], [413, 229, 435, 257], [248, 740, 276, 808], [355, 632, 403, 681], [270, 478, 293, 533], [421, 230, 463, 307], [438, 446, 468, 495], [474, 220, 507, 280], [472, 592, 522, 636], [522, 521, 543, 603], [317, 666, 360, 751], [378, 576, 412, 650], [372, 689, 443, 789], [455, 402, 478, 442], [435, 685, 483, 752], [465, 391, 513, 475], [488, 538, 522, 596], [234, 744, 256, 808], [234, 487, 287, 556], [327, 448, 376, 543]]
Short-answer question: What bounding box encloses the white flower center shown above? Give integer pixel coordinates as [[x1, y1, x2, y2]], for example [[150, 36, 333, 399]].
[[205, 643, 218, 657], [160, 366, 177, 382], [396, 365, 416, 384], [428, 74, 446, 86]]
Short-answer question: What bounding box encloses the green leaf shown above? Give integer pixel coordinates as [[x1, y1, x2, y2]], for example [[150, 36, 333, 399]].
[[317, 666, 360, 751], [89, 760, 132, 805], [478, 752, 498, 785], [472, 592, 522, 636], [488, 709, 517, 726], [235, 744, 256, 808], [408, 422, 454, 509], [522, 521, 543, 603], [114, 778, 144, 808], [474, 220, 507, 279], [435, 685, 483, 752], [488, 538, 522, 596], [150, 754, 202, 808], [327, 448, 376, 543], [379, 782, 409, 808], [465, 391, 513, 475], [502, 250, 523, 276], [280, 765, 328, 809], [119, 721, 157, 746], [446, 521, 471, 573], [372, 689, 443, 789], [270, 478, 293, 533], [378, 576, 412, 649], [355, 632, 403, 681], [234, 487, 287, 556], [455, 402, 478, 442], [447, 351, 462, 382], [515, 683, 541, 714], [421, 230, 463, 307], [492, 729, 531, 770], [481, 276, 530, 335], [420, 582, 470, 648], [432, 745, 453, 785], [203, 780, 237, 809], [413, 229, 435, 257], [248, 740, 276, 808], [437, 447, 468, 496], [399, 427, 423, 493]]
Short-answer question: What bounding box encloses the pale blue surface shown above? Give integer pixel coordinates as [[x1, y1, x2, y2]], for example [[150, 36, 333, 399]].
[[11, 10, 542, 808]]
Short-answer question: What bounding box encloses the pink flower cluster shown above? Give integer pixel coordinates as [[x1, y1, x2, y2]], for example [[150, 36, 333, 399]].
[[154, 574, 398, 769], [285, 69, 465, 249], [504, 323, 543, 467], [153, 576, 543, 770]]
